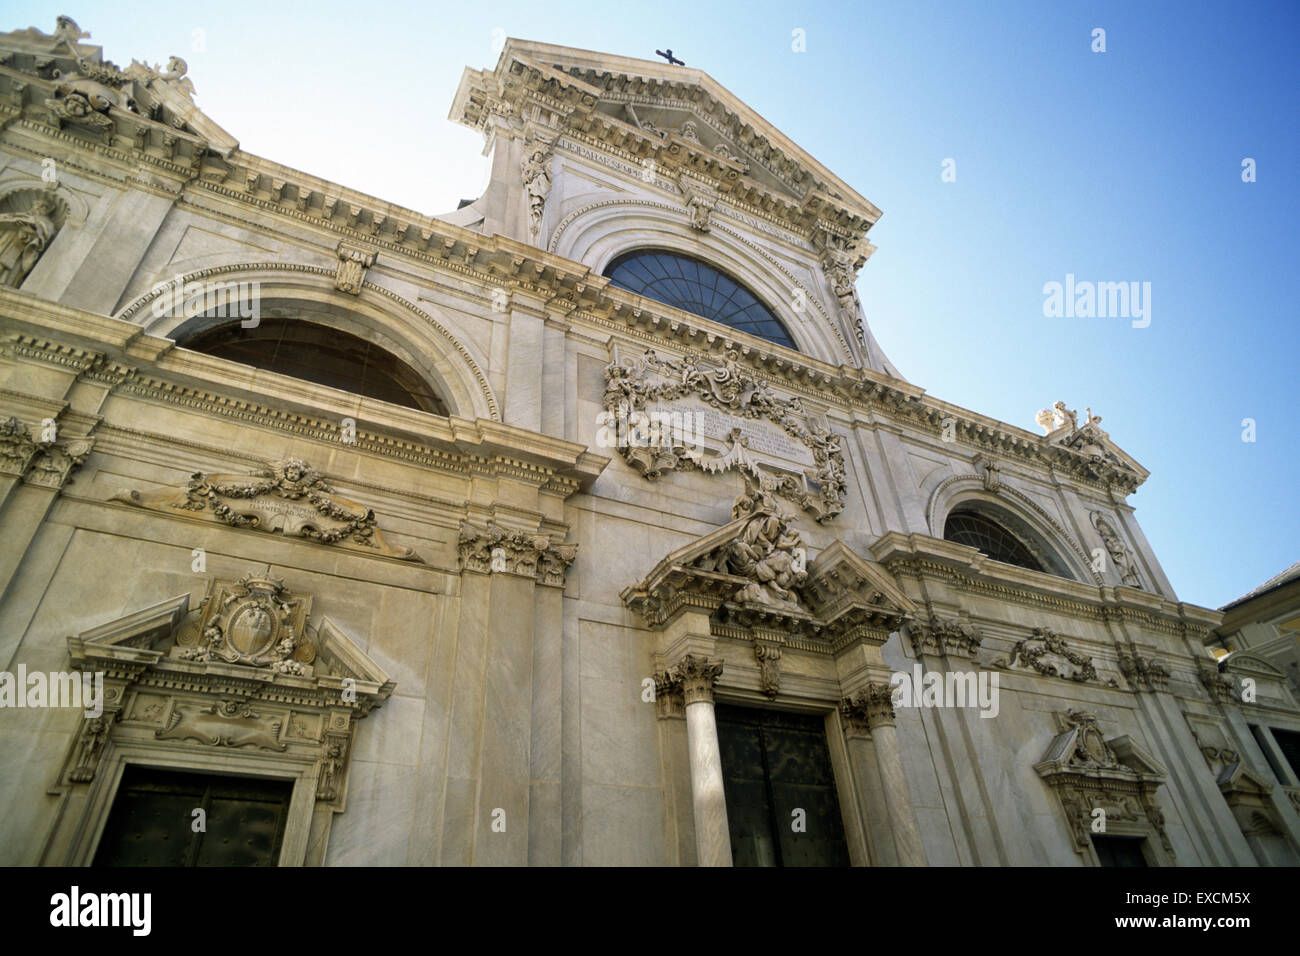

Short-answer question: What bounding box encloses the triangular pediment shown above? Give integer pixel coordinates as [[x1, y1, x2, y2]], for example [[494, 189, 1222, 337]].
[[452, 39, 881, 237], [68, 594, 191, 659]]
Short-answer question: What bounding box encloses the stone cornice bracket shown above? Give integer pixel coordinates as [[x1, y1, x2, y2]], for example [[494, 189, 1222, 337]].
[[754, 642, 781, 698], [457, 520, 578, 588], [972, 453, 1002, 493], [0, 417, 94, 489], [335, 242, 375, 295], [843, 681, 896, 730], [656, 654, 725, 711], [677, 171, 720, 233]]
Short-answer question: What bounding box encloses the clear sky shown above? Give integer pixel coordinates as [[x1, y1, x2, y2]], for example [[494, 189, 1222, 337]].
[[9, 1, 1296, 609]]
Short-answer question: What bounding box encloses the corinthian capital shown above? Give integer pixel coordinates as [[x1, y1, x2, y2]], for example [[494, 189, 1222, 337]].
[[844, 681, 896, 730], [660, 653, 724, 706]]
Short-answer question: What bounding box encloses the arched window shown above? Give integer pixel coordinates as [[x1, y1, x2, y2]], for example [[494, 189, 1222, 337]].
[[944, 508, 1048, 574], [182, 319, 449, 415], [604, 249, 796, 350]]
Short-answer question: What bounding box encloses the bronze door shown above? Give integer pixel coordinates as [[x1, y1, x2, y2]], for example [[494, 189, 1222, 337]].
[[716, 705, 851, 866], [92, 765, 293, 866]]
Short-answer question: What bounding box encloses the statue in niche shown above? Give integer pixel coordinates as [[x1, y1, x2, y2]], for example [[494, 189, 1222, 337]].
[[0, 190, 60, 288], [520, 144, 552, 236], [1092, 512, 1142, 588]]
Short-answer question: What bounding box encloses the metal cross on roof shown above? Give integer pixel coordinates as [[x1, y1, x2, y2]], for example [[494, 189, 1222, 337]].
[[655, 48, 685, 66]]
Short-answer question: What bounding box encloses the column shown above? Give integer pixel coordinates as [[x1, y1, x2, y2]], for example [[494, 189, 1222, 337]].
[[847, 682, 927, 866], [665, 654, 731, 867]]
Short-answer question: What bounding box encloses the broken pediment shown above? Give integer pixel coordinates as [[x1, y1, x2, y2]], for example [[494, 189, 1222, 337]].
[[622, 484, 910, 647], [1033, 403, 1148, 493], [0, 16, 237, 159], [111, 457, 423, 562]]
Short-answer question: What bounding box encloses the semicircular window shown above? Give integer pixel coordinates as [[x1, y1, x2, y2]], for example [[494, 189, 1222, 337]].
[[944, 510, 1046, 573], [182, 319, 448, 416], [604, 249, 796, 350]]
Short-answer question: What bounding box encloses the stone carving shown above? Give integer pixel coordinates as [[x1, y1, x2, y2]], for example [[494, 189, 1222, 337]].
[[842, 682, 896, 730], [819, 233, 870, 348], [1118, 648, 1170, 691], [754, 643, 781, 698], [678, 173, 719, 233], [520, 143, 553, 236], [1197, 659, 1237, 703], [1092, 511, 1142, 588], [909, 615, 983, 659], [112, 457, 423, 561], [654, 654, 724, 711], [995, 627, 1100, 684], [335, 242, 375, 294], [689, 483, 807, 610], [155, 699, 286, 751], [317, 740, 347, 801], [0, 417, 38, 477], [603, 348, 847, 521], [0, 417, 93, 488], [68, 714, 113, 782], [173, 571, 315, 674], [0, 187, 63, 287], [1035, 709, 1174, 858], [973, 453, 1001, 493], [458, 521, 578, 587], [1038, 401, 1135, 483], [125, 56, 194, 98]]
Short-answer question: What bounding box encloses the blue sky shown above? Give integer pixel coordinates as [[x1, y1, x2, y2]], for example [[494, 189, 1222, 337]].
[[10, 1, 1296, 609]]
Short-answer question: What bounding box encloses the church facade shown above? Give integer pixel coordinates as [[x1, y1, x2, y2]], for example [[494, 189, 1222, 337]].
[[1, 20, 1298, 866]]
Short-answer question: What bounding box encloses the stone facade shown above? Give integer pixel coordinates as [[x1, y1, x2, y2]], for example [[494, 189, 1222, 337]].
[[0, 23, 1297, 865]]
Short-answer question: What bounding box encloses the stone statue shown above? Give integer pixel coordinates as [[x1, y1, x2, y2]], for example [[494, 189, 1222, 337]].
[[0, 192, 58, 288], [1092, 512, 1141, 588], [520, 145, 551, 236]]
